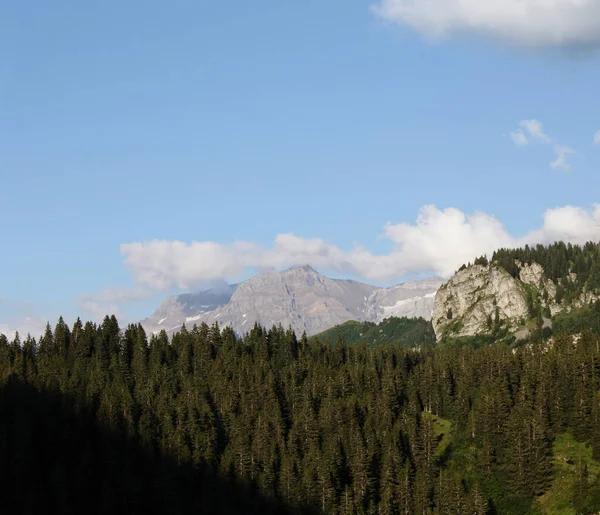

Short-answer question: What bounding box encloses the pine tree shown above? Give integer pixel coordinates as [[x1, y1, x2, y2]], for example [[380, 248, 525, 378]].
[[573, 453, 590, 514], [54, 316, 71, 363], [500, 405, 533, 502], [529, 401, 554, 496], [378, 443, 399, 515]]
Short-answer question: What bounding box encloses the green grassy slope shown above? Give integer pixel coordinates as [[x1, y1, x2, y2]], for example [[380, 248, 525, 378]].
[[312, 316, 436, 348], [536, 433, 600, 514]]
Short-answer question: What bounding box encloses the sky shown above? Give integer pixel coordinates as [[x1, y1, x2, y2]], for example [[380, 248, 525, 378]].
[[2, 0, 600, 338]]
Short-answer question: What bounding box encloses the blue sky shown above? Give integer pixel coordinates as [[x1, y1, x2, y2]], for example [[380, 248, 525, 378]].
[[2, 0, 600, 337]]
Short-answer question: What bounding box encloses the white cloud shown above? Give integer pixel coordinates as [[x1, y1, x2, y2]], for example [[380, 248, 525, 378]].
[[0, 317, 50, 340], [0, 291, 130, 338], [78, 299, 126, 323], [75, 285, 157, 325], [519, 120, 552, 144], [121, 204, 600, 288], [510, 130, 529, 146], [594, 130, 600, 144], [120, 237, 351, 289], [526, 204, 600, 244], [551, 145, 575, 171], [0, 298, 57, 339], [76, 290, 134, 323], [372, 0, 600, 49], [83, 286, 152, 304], [510, 119, 575, 170]]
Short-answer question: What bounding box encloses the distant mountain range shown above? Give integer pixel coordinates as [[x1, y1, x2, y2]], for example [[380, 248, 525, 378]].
[[141, 266, 442, 337]]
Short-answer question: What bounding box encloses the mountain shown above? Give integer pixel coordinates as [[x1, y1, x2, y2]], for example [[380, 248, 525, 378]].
[[189, 265, 378, 337], [141, 283, 237, 334], [432, 242, 600, 341], [142, 266, 441, 337], [365, 277, 443, 322]]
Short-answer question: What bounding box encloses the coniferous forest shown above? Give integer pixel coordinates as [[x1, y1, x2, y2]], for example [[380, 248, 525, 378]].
[[2, 316, 600, 514]]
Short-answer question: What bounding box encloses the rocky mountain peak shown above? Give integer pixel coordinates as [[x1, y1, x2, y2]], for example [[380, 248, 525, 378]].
[[286, 264, 317, 273], [141, 267, 441, 337]]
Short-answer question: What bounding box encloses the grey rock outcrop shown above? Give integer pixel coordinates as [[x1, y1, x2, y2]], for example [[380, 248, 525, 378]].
[[365, 277, 443, 323], [432, 264, 530, 339], [518, 262, 561, 316]]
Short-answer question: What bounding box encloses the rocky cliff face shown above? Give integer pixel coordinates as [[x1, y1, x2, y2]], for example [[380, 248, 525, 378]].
[[365, 277, 443, 323], [142, 267, 441, 337], [431, 258, 600, 340], [432, 264, 530, 339], [141, 284, 237, 334], [517, 262, 561, 315]]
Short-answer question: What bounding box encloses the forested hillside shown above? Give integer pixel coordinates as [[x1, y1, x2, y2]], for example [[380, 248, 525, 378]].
[[492, 241, 600, 290], [490, 241, 600, 316], [2, 317, 600, 513], [312, 316, 435, 349]]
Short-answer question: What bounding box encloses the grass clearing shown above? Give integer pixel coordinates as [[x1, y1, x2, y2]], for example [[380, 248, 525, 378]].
[[538, 433, 600, 514], [422, 412, 454, 457]]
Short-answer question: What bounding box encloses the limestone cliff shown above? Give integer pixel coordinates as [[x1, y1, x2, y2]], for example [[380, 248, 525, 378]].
[[432, 264, 530, 339], [431, 257, 600, 340]]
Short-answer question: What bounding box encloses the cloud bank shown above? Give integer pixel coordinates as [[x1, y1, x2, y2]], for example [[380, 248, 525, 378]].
[[0, 317, 50, 340], [76, 286, 152, 323], [121, 204, 600, 290], [372, 0, 600, 49]]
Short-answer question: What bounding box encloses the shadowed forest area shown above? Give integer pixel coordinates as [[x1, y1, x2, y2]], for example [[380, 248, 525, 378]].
[[0, 377, 315, 514]]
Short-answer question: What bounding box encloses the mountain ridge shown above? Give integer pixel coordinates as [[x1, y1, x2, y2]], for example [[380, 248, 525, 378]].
[[141, 266, 442, 337]]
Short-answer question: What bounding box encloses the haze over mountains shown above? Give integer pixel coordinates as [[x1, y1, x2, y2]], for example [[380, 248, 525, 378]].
[[141, 266, 442, 337]]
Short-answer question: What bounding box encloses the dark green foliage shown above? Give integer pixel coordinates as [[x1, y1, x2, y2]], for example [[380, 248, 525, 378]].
[[493, 241, 600, 297], [312, 316, 436, 348], [438, 333, 498, 349], [474, 255, 489, 267], [1, 318, 600, 513], [0, 377, 303, 515], [553, 301, 600, 335]]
